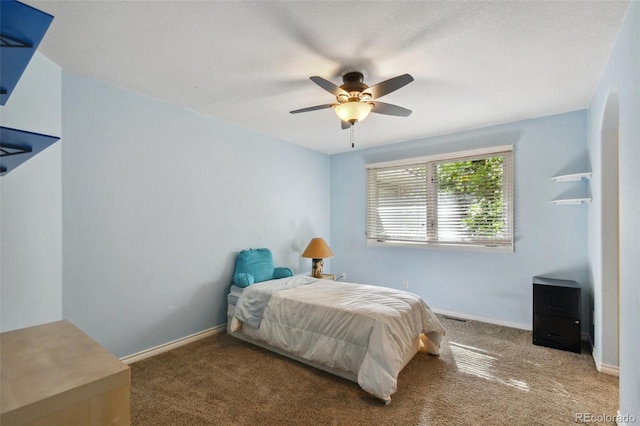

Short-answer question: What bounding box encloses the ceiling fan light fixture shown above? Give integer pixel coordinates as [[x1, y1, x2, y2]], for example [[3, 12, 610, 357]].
[[334, 101, 372, 123]]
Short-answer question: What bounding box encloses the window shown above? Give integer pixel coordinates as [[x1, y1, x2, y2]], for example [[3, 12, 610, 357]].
[[366, 145, 513, 252]]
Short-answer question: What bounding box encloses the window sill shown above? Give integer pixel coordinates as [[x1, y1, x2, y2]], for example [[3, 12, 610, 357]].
[[367, 239, 513, 253]]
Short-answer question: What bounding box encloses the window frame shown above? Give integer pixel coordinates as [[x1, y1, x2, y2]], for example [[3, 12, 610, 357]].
[[366, 145, 514, 253]]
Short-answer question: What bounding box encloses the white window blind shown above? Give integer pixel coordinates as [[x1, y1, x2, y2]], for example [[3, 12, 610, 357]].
[[366, 146, 513, 252]]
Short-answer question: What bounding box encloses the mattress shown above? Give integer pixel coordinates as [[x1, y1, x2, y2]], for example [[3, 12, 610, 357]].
[[226, 275, 445, 404], [227, 284, 244, 307]]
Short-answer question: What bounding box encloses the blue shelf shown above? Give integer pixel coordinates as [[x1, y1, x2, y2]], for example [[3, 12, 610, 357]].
[[0, 0, 54, 105], [1, 126, 59, 176]]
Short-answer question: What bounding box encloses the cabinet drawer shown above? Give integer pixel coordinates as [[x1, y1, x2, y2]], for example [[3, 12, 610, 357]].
[[533, 284, 580, 318], [533, 314, 580, 353]]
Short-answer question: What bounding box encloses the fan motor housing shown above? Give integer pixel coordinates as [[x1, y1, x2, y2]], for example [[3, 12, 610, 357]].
[[340, 71, 368, 93]]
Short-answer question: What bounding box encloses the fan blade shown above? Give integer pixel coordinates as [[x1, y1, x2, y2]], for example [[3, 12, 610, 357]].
[[290, 104, 335, 114], [371, 101, 412, 117], [341, 120, 351, 130], [310, 76, 349, 97], [364, 74, 414, 99]]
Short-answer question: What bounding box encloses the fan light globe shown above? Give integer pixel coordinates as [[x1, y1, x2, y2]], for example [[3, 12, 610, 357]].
[[335, 101, 373, 123]]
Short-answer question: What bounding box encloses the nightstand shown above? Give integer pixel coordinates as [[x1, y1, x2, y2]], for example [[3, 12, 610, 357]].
[[312, 273, 336, 281]]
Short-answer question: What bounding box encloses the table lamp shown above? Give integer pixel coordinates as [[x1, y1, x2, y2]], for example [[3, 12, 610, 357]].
[[301, 238, 334, 278]]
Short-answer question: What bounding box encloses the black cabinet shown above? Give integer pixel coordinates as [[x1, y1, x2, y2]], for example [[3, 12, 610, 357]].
[[532, 277, 581, 353]]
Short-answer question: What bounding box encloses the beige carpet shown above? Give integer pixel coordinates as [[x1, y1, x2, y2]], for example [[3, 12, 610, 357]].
[[131, 316, 618, 425]]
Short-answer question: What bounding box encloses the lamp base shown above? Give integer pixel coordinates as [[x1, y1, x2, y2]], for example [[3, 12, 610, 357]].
[[311, 258, 324, 279]]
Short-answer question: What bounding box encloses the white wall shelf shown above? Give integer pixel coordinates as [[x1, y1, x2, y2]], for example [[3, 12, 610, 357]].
[[551, 172, 592, 182], [551, 198, 592, 205], [551, 171, 592, 205]]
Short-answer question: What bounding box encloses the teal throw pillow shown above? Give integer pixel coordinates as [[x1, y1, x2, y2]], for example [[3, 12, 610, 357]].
[[233, 272, 255, 288], [273, 267, 293, 279], [233, 248, 275, 284]]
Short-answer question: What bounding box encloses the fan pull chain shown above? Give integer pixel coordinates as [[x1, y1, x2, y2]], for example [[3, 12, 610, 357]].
[[350, 123, 355, 148]]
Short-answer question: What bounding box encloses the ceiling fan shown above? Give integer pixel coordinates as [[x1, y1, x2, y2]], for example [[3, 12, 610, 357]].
[[290, 71, 414, 129]]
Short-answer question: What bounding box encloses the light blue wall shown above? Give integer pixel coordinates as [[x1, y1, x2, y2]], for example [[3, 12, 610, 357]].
[[330, 111, 589, 330], [588, 0, 639, 420], [0, 53, 63, 332], [61, 72, 329, 357]]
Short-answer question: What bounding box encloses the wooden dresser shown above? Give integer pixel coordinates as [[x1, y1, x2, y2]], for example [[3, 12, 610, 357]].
[[1, 320, 130, 425]]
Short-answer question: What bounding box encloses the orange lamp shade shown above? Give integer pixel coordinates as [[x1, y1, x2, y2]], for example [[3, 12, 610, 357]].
[[301, 238, 334, 259]]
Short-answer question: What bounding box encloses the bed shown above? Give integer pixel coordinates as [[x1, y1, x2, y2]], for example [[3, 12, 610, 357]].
[[226, 274, 445, 404]]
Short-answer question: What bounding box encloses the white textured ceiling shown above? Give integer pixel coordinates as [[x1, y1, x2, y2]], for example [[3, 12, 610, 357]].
[[26, 1, 629, 154]]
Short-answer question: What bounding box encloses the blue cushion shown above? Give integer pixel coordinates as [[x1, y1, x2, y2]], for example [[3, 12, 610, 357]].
[[233, 248, 275, 284], [273, 267, 293, 279], [232, 272, 255, 288]]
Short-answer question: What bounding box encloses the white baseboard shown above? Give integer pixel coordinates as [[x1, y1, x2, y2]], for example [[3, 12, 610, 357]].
[[591, 347, 620, 377], [120, 324, 227, 365], [432, 308, 530, 331], [599, 362, 620, 377]]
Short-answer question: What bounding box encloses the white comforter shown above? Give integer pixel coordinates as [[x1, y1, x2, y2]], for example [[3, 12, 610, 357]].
[[231, 275, 445, 404]]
